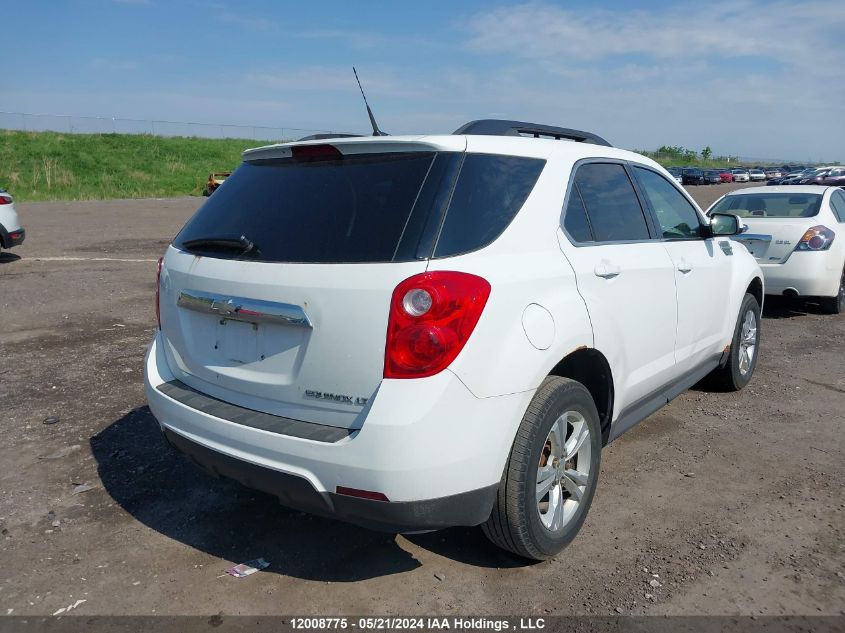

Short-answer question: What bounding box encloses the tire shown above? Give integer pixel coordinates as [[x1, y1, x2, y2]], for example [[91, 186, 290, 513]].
[[821, 268, 844, 315], [709, 293, 761, 391], [482, 377, 602, 560]]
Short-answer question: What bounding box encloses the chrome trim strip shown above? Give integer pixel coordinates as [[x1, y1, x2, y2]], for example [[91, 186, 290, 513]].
[[737, 233, 772, 242], [177, 290, 312, 328]]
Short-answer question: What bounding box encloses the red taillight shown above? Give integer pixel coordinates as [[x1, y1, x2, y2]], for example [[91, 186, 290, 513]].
[[796, 225, 835, 251], [384, 271, 491, 379], [335, 486, 389, 502], [291, 144, 342, 161], [155, 257, 163, 328], [0, 195, 12, 205]]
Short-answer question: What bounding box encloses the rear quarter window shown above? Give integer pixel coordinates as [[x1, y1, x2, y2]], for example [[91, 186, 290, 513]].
[[433, 154, 545, 258]]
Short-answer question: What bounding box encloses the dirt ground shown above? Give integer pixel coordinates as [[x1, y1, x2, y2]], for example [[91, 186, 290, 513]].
[[1, 183, 843, 617]]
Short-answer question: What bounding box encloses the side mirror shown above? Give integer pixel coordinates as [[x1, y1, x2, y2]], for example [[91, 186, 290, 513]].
[[709, 213, 744, 236]]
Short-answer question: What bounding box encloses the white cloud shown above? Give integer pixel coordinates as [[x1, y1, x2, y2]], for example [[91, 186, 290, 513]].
[[452, 1, 845, 160], [466, 1, 845, 67]]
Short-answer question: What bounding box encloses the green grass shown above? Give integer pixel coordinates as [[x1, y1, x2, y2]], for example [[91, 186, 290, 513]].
[[2, 129, 821, 202], [0, 129, 280, 202]]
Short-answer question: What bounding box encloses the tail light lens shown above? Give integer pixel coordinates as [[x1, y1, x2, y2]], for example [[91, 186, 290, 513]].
[[155, 257, 163, 328], [796, 225, 835, 251], [384, 271, 491, 379], [0, 194, 12, 205]]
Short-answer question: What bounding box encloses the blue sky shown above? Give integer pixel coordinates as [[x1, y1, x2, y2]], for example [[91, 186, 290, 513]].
[[5, 0, 844, 160]]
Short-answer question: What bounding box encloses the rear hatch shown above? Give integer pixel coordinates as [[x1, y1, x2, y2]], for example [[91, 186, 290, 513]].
[[158, 137, 547, 429], [710, 191, 824, 264], [159, 139, 467, 429]]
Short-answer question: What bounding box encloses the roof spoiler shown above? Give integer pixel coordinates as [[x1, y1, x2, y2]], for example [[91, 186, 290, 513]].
[[453, 119, 612, 147]]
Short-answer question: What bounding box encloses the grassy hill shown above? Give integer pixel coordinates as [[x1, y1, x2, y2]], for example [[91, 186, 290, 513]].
[[2, 129, 817, 202], [0, 129, 278, 202]]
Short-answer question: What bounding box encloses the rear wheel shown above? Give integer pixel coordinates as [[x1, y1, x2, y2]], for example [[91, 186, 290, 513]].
[[821, 268, 844, 315], [482, 377, 602, 560], [709, 293, 761, 391]]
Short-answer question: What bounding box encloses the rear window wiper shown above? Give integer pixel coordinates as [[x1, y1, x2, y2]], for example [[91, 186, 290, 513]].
[[181, 234, 262, 258]]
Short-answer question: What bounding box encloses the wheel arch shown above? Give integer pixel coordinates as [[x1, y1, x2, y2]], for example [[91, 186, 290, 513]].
[[547, 347, 615, 445], [746, 276, 763, 308]]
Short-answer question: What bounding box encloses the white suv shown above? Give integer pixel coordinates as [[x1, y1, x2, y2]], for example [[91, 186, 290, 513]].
[[144, 120, 763, 560], [0, 189, 26, 252]]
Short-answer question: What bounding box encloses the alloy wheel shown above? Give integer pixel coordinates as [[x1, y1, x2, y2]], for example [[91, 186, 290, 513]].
[[536, 411, 592, 532], [738, 309, 758, 376]]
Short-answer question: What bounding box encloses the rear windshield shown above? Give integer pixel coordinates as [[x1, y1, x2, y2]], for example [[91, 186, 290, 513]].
[[176, 152, 435, 263], [174, 150, 545, 263], [709, 193, 822, 218]]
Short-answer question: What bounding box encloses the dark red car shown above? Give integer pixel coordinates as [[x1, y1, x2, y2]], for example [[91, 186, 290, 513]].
[[716, 168, 734, 183]]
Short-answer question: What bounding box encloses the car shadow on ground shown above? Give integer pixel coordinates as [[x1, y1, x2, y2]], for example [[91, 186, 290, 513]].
[[90, 407, 527, 582], [0, 252, 21, 264], [762, 295, 831, 319]]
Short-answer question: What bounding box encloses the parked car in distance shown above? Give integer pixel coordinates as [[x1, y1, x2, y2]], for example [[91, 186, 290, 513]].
[[731, 169, 750, 183], [703, 169, 722, 184], [203, 171, 232, 196], [0, 189, 25, 253], [708, 186, 845, 313], [818, 167, 845, 188], [682, 167, 706, 185], [666, 167, 684, 185], [144, 119, 764, 560], [716, 168, 734, 183], [769, 169, 808, 186], [798, 167, 845, 186], [764, 169, 783, 180]]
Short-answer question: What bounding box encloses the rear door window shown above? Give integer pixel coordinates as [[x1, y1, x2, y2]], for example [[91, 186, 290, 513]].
[[175, 152, 436, 263], [572, 163, 652, 242]]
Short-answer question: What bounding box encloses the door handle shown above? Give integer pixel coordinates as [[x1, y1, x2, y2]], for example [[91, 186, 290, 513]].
[[594, 261, 621, 279], [677, 259, 693, 274]]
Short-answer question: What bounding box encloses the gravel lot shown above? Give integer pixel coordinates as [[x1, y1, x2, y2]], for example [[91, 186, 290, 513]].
[[1, 183, 843, 617]]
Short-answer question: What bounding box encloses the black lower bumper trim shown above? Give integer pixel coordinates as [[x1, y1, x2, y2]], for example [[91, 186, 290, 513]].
[[0, 226, 25, 248], [157, 379, 352, 443], [163, 428, 498, 532]]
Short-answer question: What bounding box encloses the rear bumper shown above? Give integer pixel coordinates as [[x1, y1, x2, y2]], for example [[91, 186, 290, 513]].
[[761, 250, 843, 298], [163, 427, 497, 532], [144, 332, 533, 531]]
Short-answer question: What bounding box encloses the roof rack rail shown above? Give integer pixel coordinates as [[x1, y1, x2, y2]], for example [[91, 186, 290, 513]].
[[295, 133, 364, 142], [453, 119, 612, 147]]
